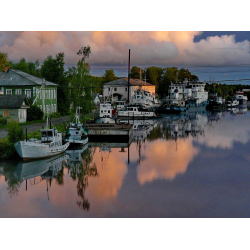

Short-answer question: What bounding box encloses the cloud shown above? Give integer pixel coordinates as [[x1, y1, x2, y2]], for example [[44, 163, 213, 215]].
[[1, 31, 250, 66]]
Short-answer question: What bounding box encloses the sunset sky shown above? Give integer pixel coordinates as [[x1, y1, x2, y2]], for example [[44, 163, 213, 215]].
[[1, 31, 250, 67]]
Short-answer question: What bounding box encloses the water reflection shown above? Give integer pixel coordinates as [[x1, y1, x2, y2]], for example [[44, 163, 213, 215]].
[[65, 145, 98, 210], [1, 108, 250, 217]]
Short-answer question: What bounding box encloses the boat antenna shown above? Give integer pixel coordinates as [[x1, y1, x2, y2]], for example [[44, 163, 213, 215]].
[[128, 49, 130, 103]]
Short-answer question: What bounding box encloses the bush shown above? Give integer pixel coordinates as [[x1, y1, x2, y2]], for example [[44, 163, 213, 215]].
[[0, 138, 15, 159], [49, 112, 61, 119], [7, 121, 25, 143], [27, 105, 44, 121]]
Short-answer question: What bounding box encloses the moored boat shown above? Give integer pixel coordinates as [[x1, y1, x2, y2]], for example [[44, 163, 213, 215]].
[[95, 102, 116, 124], [117, 105, 158, 119], [226, 98, 239, 107], [14, 128, 70, 160], [65, 109, 88, 145]]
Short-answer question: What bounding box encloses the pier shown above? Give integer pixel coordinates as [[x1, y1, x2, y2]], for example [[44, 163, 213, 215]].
[[83, 123, 133, 142]]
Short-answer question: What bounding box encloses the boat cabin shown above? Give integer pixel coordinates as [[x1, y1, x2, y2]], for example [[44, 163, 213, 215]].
[[100, 103, 113, 118], [41, 129, 62, 143], [116, 101, 126, 110]]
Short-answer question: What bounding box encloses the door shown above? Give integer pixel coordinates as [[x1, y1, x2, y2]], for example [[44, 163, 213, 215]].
[[3, 110, 9, 117]]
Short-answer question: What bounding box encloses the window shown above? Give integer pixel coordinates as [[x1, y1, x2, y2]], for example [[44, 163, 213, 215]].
[[114, 88, 117, 91], [25, 89, 31, 98], [108, 87, 110, 91], [6, 89, 12, 95], [0, 87, 4, 95], [15, 89, 22, 95], [125, 88, 127, 91], [33, 87, 36, 97]]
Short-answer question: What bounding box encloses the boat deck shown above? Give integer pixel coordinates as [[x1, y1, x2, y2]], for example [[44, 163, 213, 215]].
[[83, 123, 132, 130]]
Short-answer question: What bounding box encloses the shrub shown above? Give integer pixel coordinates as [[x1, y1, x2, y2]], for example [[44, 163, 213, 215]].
[[27, 105, 44, 121], [7, 121, 25, 143]]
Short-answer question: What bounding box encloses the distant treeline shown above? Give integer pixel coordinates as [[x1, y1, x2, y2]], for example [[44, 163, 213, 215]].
[[2, 51, 248, 113], [205, 83, 250, 99]]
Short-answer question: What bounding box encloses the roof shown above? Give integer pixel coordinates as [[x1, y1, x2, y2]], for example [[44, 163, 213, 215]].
[[104, 78, 154, 87], [0, 69, 57, 87], [0, 95, 30, 109]]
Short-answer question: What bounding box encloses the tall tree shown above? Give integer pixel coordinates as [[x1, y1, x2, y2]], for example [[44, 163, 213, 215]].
[[131, 66, 144, 79], [69, 46, 96, 118], [146, 66, 163, 93], [102, 69, 117, 83], [41, 53, 70, 115], [0, 52, 11, 71]]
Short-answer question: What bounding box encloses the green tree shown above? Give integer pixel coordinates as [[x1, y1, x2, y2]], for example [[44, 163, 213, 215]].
[[28, 60, 41, 77], [0, 52, 11, 71], [102, 69, 117, 83], [131, 66, 144, 79], [77, 46, 91, 64], [41, 53, 70, 115], [69, 46, 96, 118]]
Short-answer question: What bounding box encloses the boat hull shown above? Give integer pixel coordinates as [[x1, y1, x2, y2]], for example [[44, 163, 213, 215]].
[[14, 141, 70, 160], [65, 137, 88, 145], [117, 110, 157, 118]]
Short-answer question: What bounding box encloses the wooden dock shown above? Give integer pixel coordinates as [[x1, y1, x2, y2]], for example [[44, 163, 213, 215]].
[[83, 123, 133, 142]]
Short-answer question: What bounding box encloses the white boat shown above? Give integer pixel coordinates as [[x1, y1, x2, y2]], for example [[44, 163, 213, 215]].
[[166, 78, 209, 112], [226, 99, 239, 107], [117, 105, 157, 119], [95, 103, 116, 124], [65, 109, 88, 145], [14, 128, 70, 160], [116, 101, 126, 110], [131, 89, 160, 107], [235, 91, 248, 105]]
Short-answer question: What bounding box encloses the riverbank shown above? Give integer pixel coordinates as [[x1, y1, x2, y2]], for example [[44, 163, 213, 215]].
[[0, 115, 71, 140]]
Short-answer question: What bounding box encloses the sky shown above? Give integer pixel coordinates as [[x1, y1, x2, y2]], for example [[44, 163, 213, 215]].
[[1, 31, 250, 83]]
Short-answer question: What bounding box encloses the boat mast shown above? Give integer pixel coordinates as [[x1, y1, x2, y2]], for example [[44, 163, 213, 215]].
[[128, 49, 130, 103]]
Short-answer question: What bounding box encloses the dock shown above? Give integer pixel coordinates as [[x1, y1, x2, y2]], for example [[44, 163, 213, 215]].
[[83, 123, 133, 142]]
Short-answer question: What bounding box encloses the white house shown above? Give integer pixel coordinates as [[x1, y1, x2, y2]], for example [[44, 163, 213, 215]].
[[93, 93, 101, 105], [103, 78, 156, 102]]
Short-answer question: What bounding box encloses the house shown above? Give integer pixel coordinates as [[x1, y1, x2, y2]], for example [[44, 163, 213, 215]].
[[0, 67, 58, 115], [0, 95, 30, 123], [93, 93, 101, 105], [103, 78, 156, 102]]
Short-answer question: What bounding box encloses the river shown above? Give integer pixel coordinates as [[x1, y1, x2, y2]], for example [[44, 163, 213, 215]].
[[0, 108, 250, 218]]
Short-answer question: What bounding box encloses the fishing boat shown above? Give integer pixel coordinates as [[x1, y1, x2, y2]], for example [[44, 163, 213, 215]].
[[14, 127, 70, 160], [65, 109, 88, 145], [117, 105, 158, 119]]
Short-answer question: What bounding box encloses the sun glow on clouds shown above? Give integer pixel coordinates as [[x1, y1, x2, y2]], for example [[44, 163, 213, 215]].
[[1, 31, 250, 66]]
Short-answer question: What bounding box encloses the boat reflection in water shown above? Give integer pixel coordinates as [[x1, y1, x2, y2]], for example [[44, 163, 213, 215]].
[[14, 154, 69, 197]]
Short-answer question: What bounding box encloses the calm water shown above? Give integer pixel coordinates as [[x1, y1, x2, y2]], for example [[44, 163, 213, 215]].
[[1, 108, 250, 218]]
